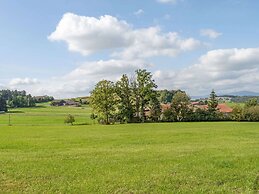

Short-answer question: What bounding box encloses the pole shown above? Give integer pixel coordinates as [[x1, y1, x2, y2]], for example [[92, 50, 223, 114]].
[[8, 114, 11, 126]]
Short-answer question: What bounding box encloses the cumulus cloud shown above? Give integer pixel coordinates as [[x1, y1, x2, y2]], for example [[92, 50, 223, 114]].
[[49, 13, 202, 59], [200, 29, 222, 39], [9, 78, 40, 86], [6, 48, 259, 98], [134, 9, 144, 16], [154, 48, 259, 95], [157, 0, 178, 4], [6, 59, 150, 98], [67, 59, 151, 79]]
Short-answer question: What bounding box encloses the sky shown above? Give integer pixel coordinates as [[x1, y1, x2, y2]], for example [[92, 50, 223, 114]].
[[0, 0, 259, 98]]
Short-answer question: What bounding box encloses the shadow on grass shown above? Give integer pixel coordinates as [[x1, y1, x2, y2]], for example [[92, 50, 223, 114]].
[[7, 110, 24, 113], [73, 122, 92, 126]]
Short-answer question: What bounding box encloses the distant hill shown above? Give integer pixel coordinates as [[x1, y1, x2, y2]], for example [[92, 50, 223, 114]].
[[192, 91, 259, 101], [223, 91, 259, 97]]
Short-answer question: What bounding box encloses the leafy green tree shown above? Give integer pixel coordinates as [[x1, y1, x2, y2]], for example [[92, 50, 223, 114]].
[[162, 108, 174, 122], [171, 91, 191, 121], [208, 89, 218, 113], [134, 69, 157, 122], [90, 80, 117, 124], [64, 114, 75, 125], [244, 98, 258, 108], [116, 74, 134, 123], [244, 106, 259, 121], [90, 113, 98, 124], [148, 91, 161, 122], [231, 105, 244, 121], [0, 94, 7, 112]]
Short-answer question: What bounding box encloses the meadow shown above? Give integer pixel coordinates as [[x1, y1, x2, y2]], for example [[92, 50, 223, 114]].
[[0, 104, 258, 193]]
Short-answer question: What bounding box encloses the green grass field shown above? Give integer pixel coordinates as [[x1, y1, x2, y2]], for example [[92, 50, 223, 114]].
[[0, 104, 258, 193]]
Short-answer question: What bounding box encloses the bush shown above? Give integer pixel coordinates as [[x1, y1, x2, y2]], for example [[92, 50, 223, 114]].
[[244, 106, 259, 121], [64, 114, 75, 125]]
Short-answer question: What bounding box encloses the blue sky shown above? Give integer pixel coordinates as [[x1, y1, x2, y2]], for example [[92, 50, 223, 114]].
[[0, 0, 259, 98]]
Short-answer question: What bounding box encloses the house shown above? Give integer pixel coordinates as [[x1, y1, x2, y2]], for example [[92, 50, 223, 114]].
[[192, 103, 233, 113]]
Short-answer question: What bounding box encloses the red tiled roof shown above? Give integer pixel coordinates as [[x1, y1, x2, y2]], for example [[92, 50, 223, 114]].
[[217, 104, 233, 113], [193, 103, 233, 113]]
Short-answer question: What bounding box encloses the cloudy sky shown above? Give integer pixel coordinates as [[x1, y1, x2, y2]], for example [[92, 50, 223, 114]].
[[1, 0, 259, 98]]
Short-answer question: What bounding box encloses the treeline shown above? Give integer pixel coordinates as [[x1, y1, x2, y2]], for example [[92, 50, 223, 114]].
[[33, 95, 54, 103], [0, 90, 54, 112], [232, 98, 259, 121], [90, 69, 223, 124], [231, 96, 259, 103]]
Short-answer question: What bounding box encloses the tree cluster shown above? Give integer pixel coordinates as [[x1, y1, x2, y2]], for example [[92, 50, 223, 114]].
[[232, 98, 259, 121], [33, 95, 54, 103], [0, 90, 36, 111], [90, 70, 226, 124], [90, 69, 159, 124]]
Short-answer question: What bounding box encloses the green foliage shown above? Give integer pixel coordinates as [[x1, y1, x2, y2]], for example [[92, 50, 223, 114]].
[[0, 89, 35, 108], [161, 108, 174, 122], [158, 89, 184, 104], [33, 95, 54, 103], [115, 74, 134, 123], [245, 98, 258, 108], [208, 89, 218, 112], [171, 91, 191, 121], [90, 80, 117, 124], [64, 114, 75, 125], [0, 94, 7, 112], [134, 69, 157, 122], [148, 91, 161, 122], [244, 106, 259, 121], [231, 105, 244, 121]]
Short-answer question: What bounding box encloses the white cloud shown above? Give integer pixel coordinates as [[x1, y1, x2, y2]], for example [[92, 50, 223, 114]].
[[6, 59, 151, 98], [157, 0, 178, 4], [9, 78, 40, 86], [154, 48, 259, 95], [67, 59, 151, 79], [49, 13, 202, 59], [134, 9, 144, 16], [200, 29, 222, 39], [48, 13, 132, 55], [6, 48, 259, 98]]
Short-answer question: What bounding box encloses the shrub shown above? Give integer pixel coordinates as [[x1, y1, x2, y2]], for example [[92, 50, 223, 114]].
[[244, 106, 259, 121], [64, 114, 75, 125]]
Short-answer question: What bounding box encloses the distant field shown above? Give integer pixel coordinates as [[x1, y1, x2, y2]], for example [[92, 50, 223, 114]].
[[0, 103, 93, 126], [0, 105, 258, 193]]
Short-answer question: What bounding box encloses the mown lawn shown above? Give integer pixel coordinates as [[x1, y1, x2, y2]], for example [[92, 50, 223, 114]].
[[0, 121, 258, 193]]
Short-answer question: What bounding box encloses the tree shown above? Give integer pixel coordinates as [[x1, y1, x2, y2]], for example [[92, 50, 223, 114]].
[[244, 106, 259, 121], [116, 74, 134, 123], [0, 94, 7, 112], [64, 114, 75, 125], [134, 69, 157, 122], [90, 113, 98, 124], [148, 91, 161, 122], [208, 89, 218, 113], [90, 80, 117, 124], [171, 91, 191, 121], [245, 98, 258, 108], [231, 105, 244, 121]]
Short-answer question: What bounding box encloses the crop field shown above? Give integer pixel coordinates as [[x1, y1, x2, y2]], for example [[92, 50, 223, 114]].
[[0, 104, 258, 193]]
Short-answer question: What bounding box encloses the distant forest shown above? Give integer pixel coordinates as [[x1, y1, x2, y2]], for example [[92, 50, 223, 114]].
[[0, 90, 53, 111]]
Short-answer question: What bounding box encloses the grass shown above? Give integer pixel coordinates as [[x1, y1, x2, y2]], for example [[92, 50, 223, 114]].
[[0, 103, 93, 125], [0, 104, 258, 193]]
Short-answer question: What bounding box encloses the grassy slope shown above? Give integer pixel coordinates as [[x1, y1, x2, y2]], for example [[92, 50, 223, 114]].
[[0, 121, 258, 193], [0, 103, 93, 125]]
